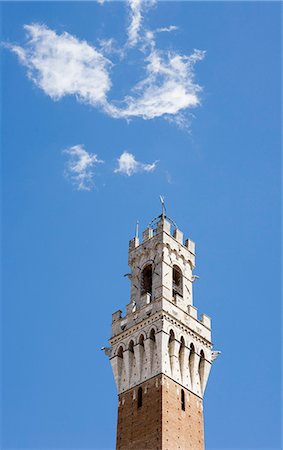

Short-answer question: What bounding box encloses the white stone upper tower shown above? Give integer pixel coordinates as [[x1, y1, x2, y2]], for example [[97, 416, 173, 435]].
[[106, 209, 214, 399]]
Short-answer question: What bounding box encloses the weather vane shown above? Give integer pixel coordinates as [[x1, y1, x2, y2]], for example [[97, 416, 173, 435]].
[[148, 195, 177, 229], [159, 195, 166, 218]]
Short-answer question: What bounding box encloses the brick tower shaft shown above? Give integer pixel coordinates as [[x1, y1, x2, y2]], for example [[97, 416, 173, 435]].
[[117, 374, 204, 450]]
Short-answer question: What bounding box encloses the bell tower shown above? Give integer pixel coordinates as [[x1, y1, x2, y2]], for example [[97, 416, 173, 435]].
[[105, 207, 218, 450]]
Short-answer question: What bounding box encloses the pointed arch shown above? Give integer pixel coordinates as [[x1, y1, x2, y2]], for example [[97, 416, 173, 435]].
[[179, 336, 185, 381], [189, 343, 195, 388], [117, 346, 124, 358], [168, 329, 175, 351], [128, 340, 134, 353], [138, 334, 145, 347], [149, 328, 156, 342], [168, 329, 175, 374], [199, 349, 205, 393]]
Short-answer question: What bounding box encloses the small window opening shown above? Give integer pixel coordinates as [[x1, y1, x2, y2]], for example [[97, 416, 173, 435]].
[[137, 387, 143, 408], [141, 264, 152, 296], [181, 389, 185, 411], [172, 265, 183, 298]]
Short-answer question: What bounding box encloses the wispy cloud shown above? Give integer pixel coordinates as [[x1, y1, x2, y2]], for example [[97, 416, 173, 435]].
[[8, 24, 112, 106], [106, 48, 205, 122], [98, 37, 125, 59], [114, 151, 157, 176], [63, 145, 103, 191], [156, 25, 178, 34], [7, 2, 205, 129], [127, 0, 156, 47]]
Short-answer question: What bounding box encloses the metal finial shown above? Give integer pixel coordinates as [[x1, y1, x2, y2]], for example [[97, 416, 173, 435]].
[[148, 196, 177, 230], [159, 195, 166, 218], [135, 220, 139, 239]]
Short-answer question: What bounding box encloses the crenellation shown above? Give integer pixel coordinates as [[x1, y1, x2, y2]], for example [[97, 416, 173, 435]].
[[185, 238, 195, 255], [112, 310, 122, 322], [142, 227, 153, 242], [201, 313, 211, 329], [173, 228, 184, 244], [129, 237, 139, 251], [188, 305, 198, 320], [156, 217, 171, 234]]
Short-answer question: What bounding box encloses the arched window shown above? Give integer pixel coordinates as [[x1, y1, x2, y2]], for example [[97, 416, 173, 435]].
[[172, 265, 183, 298], [141, 264, 152, 296], [128, 340, 134, 353], [181, 389, 185, 411], [137, 387, 143, 408]]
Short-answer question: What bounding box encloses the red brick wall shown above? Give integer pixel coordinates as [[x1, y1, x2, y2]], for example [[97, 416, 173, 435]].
[[116, 374, 204, 450]]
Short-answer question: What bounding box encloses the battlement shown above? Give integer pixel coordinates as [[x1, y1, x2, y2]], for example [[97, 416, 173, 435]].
[[111, 299, 211, 340], [129, 217, 195, 257]]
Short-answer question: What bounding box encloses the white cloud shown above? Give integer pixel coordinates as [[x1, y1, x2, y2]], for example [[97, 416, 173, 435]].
[[8, 24, 112, 106], [156, 25, 178, 34], [7, 3, 205, 129], [98, 37, 125, 59], [63, 145, 103, 191], [106, 48, 205, 123], [127, 0, 156, 47], [114, 151, 157, 176]]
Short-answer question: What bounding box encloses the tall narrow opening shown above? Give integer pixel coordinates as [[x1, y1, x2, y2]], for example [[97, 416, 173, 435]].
[[117, 346, 124, 385], [117, 346, 123, 359], [128, 340, 135, 382], [141, 264, 152, 297], [137, 387, 143, 408], [168, 330, 175, 356], [168, 329, 175, 374], [138, 334, 145, 348], [181, 388, 185, 411], [179, 336, 185, 381], [172, 265, 183, 298], [149, 328, 156, 342], [199, 349, 205, 393], [189, 343, 195, 388]]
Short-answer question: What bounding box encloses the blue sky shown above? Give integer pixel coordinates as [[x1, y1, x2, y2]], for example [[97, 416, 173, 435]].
[[1, 1, 281, 449]]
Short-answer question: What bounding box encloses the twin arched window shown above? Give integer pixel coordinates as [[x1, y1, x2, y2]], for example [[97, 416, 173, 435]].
[[140, 263, 183, 301]]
